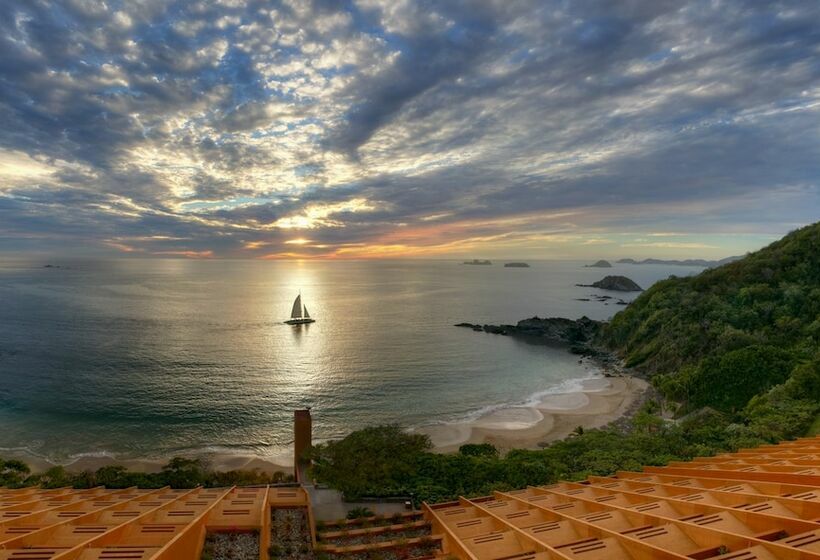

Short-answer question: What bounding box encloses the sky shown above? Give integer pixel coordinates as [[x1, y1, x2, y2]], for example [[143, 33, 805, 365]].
[[0, 0, 818, 260]]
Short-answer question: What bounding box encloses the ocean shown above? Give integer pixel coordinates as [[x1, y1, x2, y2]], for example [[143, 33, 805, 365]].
[[0, 258, 701, 464]]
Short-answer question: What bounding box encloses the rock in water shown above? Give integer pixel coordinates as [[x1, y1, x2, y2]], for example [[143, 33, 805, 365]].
[[589, 275, 642, 291], [513, 316, 602, 343], [586, 259, 612, 268], [455, 316, 607, 356]]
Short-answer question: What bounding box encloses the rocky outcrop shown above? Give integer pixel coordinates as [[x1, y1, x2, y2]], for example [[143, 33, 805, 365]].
[[455, 322, 512, 335], [577, 275, 642, 292], [504, 262, 530, 267], [514, 316, 602, 342], [586, 260, 612, 268], [456, 316, 603, 350]]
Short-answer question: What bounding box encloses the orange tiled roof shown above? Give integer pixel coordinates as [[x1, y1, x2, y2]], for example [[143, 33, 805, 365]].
[[3, 437, 820, 559], [0, 486, 310, 560], [425, 435, 820, 560]]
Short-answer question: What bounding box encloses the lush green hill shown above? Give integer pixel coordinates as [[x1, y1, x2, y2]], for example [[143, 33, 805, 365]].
[[603, 222, 820, 413]]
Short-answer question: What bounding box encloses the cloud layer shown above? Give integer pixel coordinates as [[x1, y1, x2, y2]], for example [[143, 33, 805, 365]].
[[1, 0, 818, 258]]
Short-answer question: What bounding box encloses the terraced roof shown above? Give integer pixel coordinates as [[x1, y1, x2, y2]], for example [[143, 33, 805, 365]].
[[3, 436, 820, 559], [0, 486, 309, 560], [425, 436, 820, 560]]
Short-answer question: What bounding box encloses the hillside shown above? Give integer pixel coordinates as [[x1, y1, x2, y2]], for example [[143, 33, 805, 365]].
[[603, 222, 820, 412]]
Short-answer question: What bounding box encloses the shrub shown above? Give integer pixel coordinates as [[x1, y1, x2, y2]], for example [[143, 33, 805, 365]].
[[458, 444, 499, 458]]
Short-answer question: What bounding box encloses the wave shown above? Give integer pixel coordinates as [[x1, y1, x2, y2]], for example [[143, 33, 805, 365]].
[[0, 441, 293, 467], [0, 444, 48, 458], [66, 450, 118, 460], [411, 368, 602, 429], [2, 368, 604, 465]]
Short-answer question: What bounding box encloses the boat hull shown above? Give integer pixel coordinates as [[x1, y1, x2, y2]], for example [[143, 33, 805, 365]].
[[285, 318, 316, 325]]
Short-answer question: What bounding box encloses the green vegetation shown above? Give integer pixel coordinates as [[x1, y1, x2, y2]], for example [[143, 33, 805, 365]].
[[808, 414, 820, 436], [309, 392, 813, 504], [605, 222, 819, 413], [310, 223, 820, 504], [458, 443, 500, 458], [0, 456, 294, 489], [346, 507, 375, 520], [308, 426, 430, 499]]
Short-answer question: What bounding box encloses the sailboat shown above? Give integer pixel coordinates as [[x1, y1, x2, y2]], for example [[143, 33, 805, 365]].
[[285, 293, 316, 325]]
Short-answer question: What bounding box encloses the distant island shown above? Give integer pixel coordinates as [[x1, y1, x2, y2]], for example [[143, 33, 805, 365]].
[[463, 259, 492, 265], [586, 259, 612, 268], [617, 256, 740, 267], [504, 262, 530, 268], [577, 275, 643, 291]]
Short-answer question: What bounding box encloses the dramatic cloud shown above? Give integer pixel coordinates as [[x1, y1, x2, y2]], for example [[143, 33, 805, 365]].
[[0, 0, 818, 258]]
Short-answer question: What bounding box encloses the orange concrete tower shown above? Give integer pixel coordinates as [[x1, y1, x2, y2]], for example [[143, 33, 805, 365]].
[[294, 408, 313, 479]]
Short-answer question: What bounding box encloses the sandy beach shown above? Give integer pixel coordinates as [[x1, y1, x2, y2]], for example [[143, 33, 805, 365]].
[[6, 372, 647, 475], [1, 450, 294, 477], [418, 374, 649, 453]]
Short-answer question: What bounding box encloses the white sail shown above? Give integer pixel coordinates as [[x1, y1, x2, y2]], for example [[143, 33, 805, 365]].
[[303, 305, 310, 319], [290, 295, 303, 319]]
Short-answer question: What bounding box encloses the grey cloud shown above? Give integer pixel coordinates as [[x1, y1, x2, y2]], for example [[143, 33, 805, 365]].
[[0, 0, 818, 257]]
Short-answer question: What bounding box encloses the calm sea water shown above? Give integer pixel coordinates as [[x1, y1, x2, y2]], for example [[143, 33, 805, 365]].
[[0, 259, 700, 463]]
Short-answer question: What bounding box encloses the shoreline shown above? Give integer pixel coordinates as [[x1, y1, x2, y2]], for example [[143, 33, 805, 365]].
[[418, 373, 648, 453], [432, 315, 649, 452], [4, 361, 646, 475], [0, 450, 294, 477]]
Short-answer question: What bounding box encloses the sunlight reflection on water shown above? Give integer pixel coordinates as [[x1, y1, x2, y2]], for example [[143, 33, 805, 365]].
[[0, 258, 700, 461]]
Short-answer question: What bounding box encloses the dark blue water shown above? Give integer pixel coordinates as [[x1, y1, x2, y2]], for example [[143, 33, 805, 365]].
[[0, 259, 699, 463]]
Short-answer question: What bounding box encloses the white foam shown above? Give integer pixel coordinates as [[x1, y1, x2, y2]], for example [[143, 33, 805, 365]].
[[579, 377, 614, 392], [473, 407, 544, 430], [537, 392, 590, 410], [66, 450, 118, 460], [414, 370, 602, 431], [415, 424, 473, 448]]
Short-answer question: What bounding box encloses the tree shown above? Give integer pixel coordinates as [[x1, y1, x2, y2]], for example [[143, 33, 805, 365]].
[[95, 465, 130, 488], [786, 358, 820, 401], [458, 444, 499, 458], [160, 457, 207, 488], [0, 459, 30, 487], [346, 507, 374, 520], [310, 425, 431, 500], [687, 345, 795, 412], [39, 466, 72, 488]]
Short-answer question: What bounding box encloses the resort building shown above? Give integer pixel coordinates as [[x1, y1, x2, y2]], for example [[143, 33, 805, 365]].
[[1, 436, 820, 559]]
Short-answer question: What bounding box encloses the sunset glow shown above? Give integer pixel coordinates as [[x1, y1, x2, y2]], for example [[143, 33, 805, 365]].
[[0, 2, 817, 259]]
